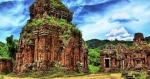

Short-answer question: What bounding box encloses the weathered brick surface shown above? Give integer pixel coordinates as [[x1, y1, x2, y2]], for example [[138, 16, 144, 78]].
[[0, 58, 12, 73], [29, 0, 73, 22], [13, 0, 88, 73]]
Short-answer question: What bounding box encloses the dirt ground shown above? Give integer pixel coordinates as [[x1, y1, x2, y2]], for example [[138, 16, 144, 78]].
[[54, 73, 124, 79], [1, 73, 124, 79]]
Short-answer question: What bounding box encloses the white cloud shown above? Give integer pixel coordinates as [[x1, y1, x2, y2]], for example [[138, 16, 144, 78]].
[[105, 27, 133, 41], [78, 14, 120, 41], [109, 12, 138, 23], [105, 27, 129, 37]]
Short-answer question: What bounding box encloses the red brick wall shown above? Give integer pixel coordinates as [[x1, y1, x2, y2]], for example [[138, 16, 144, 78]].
[[0, 58, 12, 73]]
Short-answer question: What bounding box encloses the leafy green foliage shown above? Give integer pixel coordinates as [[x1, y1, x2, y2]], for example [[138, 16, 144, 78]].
[[25, 15, 81, 34], [0, 44, 9, 58], [88, 49, 100, 66], [6, 35, 18, 59], [27, 18, 44, 27], [46, 15, 51, 20], [145, 36, 150, 44], [50, 0, 70, 12], [0, 37, 18, 59], [0, 42, 4, 47], [86, 39, 132, 49], [72, 24, 77, 28], [61, 34, 70, 39], [88, 65, 99, 73], [21, 32, 31, 37], [127, 71, 147, 79], [82, 42, 88, 48], [137, 71, 147, 79], [128, 71, 134, 76], [86, 39, 110, 49]]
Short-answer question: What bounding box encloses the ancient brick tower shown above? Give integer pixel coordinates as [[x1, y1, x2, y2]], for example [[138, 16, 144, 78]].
[[13, 0, 89, 73], [129, 33, 150, 70]]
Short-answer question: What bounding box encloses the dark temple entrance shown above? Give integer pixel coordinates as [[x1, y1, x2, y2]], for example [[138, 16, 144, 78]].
[[105, 58, 110, 68]]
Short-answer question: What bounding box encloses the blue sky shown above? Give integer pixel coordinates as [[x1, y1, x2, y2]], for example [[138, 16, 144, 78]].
[[0, 0, 150, 42]]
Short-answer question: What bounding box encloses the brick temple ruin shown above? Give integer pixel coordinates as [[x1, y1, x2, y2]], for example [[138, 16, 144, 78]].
[[13, 0, 89, 73], [100, 33, 150, 72], [0, 58, 12, 73]]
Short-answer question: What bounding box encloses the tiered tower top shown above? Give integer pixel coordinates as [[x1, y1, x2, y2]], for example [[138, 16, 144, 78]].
[[29, 0, 73, 22], [133, 33, 145, 42]]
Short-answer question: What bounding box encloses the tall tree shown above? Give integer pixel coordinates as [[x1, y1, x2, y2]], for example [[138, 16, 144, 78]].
[[6, 35, 17, 59]]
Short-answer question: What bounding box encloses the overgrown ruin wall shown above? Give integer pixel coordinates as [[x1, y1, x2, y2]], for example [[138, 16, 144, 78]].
[[13, 0, 89, 73], [100, 33, 150, 72], [0, 58, 12, 73]]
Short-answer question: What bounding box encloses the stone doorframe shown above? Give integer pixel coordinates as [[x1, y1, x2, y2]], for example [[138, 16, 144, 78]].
[[121, 60, 124, 70], [104, 58, 111, 68]]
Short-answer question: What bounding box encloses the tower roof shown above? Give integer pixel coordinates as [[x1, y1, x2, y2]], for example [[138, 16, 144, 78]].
[[29, 0, 73, 22], [133, 33, 144, 41]]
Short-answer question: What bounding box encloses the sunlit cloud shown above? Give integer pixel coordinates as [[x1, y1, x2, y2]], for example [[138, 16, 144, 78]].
[[109, 12, 138, 23], [105, 27, 133, 41]]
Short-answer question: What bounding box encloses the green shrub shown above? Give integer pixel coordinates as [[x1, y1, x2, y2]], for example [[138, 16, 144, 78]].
[[61, 34, 70, 39], [88, 49, 100, 66], [46, 15, 51, 20], [128, 71, 133, 76], [89, 65, 99, 73], [50, 0, 69, 12], [137, 71, 147, 79], [25, 15, 81, 35]]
